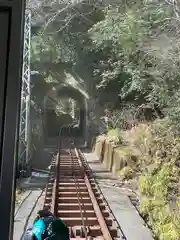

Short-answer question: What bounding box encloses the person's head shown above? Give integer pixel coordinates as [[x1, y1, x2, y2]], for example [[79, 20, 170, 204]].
[[37, 208, 53, 218]]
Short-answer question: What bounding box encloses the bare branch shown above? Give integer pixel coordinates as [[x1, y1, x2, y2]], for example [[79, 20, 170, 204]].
[[43, 5, 70, 30], [165, 0, 180, 18], [56, 15, 75, 33]]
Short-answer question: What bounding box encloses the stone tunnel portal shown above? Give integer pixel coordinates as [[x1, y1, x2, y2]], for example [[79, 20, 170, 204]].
[[43, 85, 88, 139]]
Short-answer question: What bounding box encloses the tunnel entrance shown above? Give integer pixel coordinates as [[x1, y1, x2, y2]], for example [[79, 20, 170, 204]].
[[44, 84, 88, 139]]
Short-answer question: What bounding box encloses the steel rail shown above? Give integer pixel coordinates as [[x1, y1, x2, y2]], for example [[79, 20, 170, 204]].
[[69, 148, 88, 239], [78, 149, 125, 238], [43, 154, 56, 211], [51, 152, 60, 215], [75, 148, 113, 240]]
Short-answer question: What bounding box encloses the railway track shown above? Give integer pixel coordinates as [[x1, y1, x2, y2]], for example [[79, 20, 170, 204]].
[[43, 137, 124, 240]]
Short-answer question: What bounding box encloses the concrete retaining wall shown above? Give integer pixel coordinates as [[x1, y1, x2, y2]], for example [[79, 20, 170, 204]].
[[93, 136, 138, 176], [94, 136, 105, 162]]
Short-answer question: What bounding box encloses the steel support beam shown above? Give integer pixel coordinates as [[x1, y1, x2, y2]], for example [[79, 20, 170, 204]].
[[0, 1, 25, 239], [19, 10, 31, 169]]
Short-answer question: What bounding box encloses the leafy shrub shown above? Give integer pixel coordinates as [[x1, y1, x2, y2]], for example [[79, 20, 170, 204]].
[[119, 166, 135, 180], [107, 128, 123, 145]]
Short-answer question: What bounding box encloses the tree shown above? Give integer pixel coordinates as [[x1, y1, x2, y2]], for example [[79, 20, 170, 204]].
[[30, 0, 180, 124], [88, 0, 180, 123]]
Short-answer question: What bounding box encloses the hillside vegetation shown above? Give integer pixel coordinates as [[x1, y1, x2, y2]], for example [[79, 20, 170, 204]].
[[105, 120, 180, 240], [31, 0, 180, 119]]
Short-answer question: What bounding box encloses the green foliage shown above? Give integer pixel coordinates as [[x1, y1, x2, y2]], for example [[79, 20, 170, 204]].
[[107, 128, 120, 137], [88, 1, 180, 122], [139, 174, 154, 197], [140, 197, 180, 240], [89, 4, 154, 98], [131, 121, 180, 239], [139, 161, 180, 239], [107, 128, 123, 145], [119, 166, 135, 180], [31, 0, 180, 124], [139, 163, 174, 200]]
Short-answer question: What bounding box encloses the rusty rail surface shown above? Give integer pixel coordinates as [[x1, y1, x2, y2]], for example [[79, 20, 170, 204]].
[[43, 138, 123, 240]]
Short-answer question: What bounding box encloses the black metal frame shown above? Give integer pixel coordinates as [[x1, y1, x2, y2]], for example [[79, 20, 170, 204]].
[[0, 1, 25, 239]]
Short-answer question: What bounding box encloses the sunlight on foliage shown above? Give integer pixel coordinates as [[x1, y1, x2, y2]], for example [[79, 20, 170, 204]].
[[119, 166, 135, 180]]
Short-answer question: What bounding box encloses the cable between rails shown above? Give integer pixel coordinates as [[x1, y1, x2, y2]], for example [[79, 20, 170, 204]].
[[58, 125, 88, 238], [67, 125, 89, 238], [69, 147, 89, 239]]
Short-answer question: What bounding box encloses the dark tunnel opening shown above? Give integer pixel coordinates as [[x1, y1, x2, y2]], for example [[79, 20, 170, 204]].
[[43, 85, 88, 140]]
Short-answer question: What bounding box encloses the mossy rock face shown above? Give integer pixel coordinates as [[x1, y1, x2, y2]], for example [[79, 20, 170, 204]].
[[115, 146, 139, 168], [144, 162, 161, 175], [111, 146, 139, 176]]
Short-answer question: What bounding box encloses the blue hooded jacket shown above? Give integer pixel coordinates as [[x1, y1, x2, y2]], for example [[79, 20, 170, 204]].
[[24, 216, 69, 240], [31, 218, 46, 240]]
